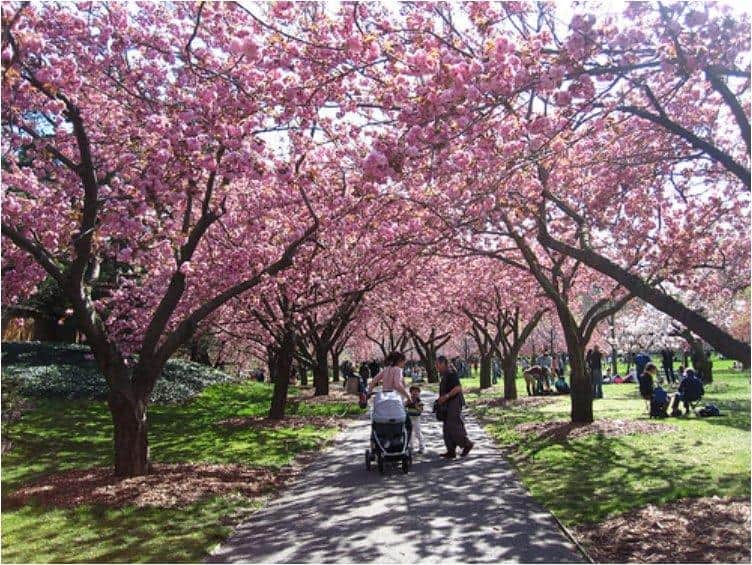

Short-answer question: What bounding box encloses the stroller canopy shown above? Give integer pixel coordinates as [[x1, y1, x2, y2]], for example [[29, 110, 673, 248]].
[[372, 391, 406, 423]]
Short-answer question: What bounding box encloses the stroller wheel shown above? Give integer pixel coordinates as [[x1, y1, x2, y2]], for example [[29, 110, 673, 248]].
[[365, 449, 372, 471], [377, 454, 385, 475], [401, 456, 409, 474]]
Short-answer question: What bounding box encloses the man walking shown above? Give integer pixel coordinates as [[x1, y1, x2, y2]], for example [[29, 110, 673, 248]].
[[589, 345, 603, 399], [436, 355, 474, 459], [661, 348, 675, 385]]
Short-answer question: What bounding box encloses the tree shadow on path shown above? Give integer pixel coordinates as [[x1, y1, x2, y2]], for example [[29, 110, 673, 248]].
[[208, 393, 581, 564]]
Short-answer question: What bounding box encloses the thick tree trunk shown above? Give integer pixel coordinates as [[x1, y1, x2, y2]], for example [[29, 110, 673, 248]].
[[331, 350, 340, 382], [558, 313, 592, 424], [267, 345, 278, 384], [479, 354, 492, 389], [313, 347, 329, 396], [501, 354, 518, 400], [189, 336, 211, 366], [269, 332, 294, 419], [689, 342, 714, 384], [424, 346, 440, 383], [108, 389, 150, 477]]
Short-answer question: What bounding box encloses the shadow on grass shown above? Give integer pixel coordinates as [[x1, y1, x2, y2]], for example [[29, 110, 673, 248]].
[[479, 395, 750, 526], [1, 497, 242, 563], [1, 382, 353, 493]]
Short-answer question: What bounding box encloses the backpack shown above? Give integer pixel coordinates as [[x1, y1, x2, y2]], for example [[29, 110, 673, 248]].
[[650, 398, 669, 418], [652, 386, 668, 404], [698, 404, 721, 417]]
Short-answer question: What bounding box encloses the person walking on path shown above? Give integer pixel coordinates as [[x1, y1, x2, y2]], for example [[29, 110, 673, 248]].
[[367, 352, 410, 401], [589, 345, 604, 399], [368, 359, 380, 385], [358, 362, 370, 391], [405, 385, 425, 453], [436, 355, 474, 459]]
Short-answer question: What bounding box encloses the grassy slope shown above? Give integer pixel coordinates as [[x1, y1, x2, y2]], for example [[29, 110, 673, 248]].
[[1, 382, 359, 563], [467, 359, 750, 526]]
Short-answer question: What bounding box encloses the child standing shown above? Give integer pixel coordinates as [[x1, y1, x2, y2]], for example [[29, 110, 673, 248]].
[[405, 385, 425, 453]]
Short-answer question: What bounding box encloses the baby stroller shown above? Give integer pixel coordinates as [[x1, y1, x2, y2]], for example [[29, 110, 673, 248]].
[[365, 391, 412, 474]]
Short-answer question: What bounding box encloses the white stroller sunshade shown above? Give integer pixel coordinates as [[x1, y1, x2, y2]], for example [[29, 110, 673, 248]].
[[372, 391, 406, 423]]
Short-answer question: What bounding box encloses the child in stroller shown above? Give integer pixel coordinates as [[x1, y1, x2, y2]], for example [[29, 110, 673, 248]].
[[365, 390, 413, 474]]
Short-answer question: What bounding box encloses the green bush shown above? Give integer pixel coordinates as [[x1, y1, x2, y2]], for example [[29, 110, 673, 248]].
[[1, 342, 238, 404]]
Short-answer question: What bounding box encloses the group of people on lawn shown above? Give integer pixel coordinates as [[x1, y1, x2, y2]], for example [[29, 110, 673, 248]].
[[521, 345, 706, 416]]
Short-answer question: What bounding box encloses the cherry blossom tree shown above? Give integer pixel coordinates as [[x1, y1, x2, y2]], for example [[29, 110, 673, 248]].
[[1, 2, 360, 475]]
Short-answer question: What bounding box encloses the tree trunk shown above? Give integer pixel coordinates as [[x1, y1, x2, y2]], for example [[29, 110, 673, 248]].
[[189, 336, 211, 366], [298, 363, 308, 386], [611, 347, 618, 376], [331, 350, 340, 382], [423, 345, 440, 383], [108, 389, 150, 477], [267, 345, 278, 384], [313, 346, 329, 396], [689, 342, 713, 383], [269, 332, 294, 419], [479, 354, 492, 389], [559, 313, 592, 424], [501, 354, 518, 400]]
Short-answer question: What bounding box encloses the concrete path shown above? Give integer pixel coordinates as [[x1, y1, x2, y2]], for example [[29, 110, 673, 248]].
[[208, 392, 582, 563]]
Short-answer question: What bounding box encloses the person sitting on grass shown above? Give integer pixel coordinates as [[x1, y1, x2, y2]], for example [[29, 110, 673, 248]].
[[554, 374, 570, 394], [623, 369, 637, 384], [671, 368, 705, 416], [638, 363, 658, 413]]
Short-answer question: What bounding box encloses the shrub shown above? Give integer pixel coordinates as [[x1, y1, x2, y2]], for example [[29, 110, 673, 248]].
[[1, 342, 238, 404]]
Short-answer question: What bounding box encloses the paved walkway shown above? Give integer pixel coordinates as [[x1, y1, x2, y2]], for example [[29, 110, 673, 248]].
[[208, 392, 581, 563]]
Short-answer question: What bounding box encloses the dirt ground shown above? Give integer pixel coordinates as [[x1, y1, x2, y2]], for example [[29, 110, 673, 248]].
[[289, 386, 359, 404], [573, 497, 751, 563], [4, 462, 306, 509], [216, 415, 348, 429], [474, 395, 560, 410], [515, 418, 676, 441]]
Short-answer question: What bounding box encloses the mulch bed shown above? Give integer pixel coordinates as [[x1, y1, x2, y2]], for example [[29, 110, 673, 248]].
[[3, 462, 304, 510], [475, 396, 560, 409], [573, 497, 751, 563], [515, 419, 675, 441], [216, 415, 348, 430], [289, 387, 357, 404]]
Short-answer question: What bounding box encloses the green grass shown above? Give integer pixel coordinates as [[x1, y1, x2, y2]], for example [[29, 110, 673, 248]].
[[468, 359, 751, 527], [1, 381, 359, 562], [1, 497, 259, 563]]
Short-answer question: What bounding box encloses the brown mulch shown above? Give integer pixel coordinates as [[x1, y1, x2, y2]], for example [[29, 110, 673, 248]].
[[289, 387, 357, 404], [216, 415, 348, 430], [515, 418, 675, 441], [475, 396, 560, 409], [3, 462, 303, 510], [573, 497, 751, 563]]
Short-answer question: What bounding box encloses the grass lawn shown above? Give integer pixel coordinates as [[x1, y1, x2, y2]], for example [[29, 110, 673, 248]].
[[1, 381, 359, 563], [467, 358, 751, 527]]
